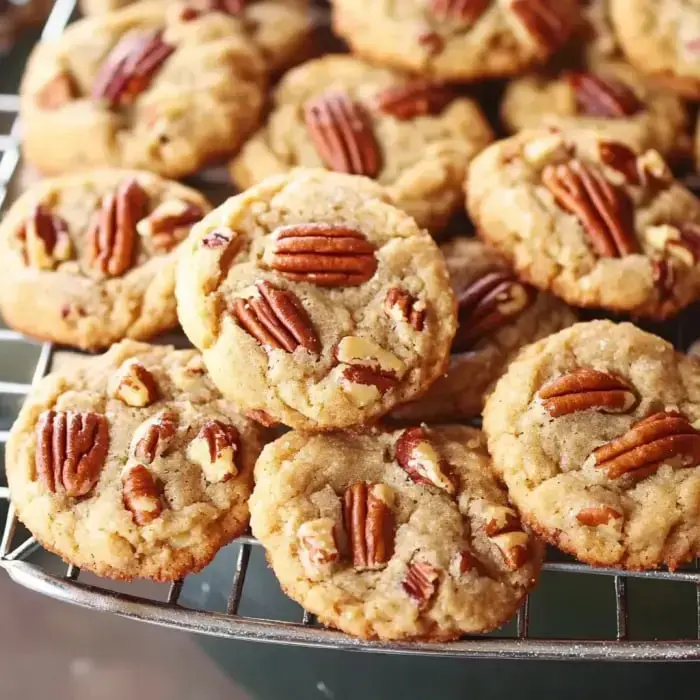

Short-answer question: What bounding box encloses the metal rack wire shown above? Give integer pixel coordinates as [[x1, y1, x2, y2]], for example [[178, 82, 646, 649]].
[[1, 0, 700, 662]]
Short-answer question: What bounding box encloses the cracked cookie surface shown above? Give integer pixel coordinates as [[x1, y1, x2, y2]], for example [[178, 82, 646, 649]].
[[230, 55, 493, 234], [483, 320, 700, 571], [6, 340, 267, 581], [0, 169, 210, 351], [20, 0, 266, 178], [467, 128, 700, 319], [176, 168, 457, 431], [392, 238, 577, 422], [250, 426, 543, 640]]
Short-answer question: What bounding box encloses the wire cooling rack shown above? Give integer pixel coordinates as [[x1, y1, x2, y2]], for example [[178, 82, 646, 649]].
[[1, 0, 700, 663]]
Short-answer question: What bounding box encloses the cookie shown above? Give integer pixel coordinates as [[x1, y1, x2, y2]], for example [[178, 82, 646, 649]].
[[77, 0, 313, 74], [230, 55, 494, 234], [6, 340, 267, 581], [392, 238, 577, 422], [501, 62, 691, 163], [0, 170, 210, 351], [250, 426, 543, 640], [610, 0, 700, 100], [467, 128, 700, 319], [483, 320, 700, 571], [329, 0, 579, 83], [20, 0, 266, 178], [176, 168, 457, 431]]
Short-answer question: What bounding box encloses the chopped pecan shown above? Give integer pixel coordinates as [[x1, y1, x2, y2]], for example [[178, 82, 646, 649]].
[[246, 409, 279, 428], [335, 336, 406, 399], [539, 368, 638, 418], [471, 499, 530, 570], [122, 463, 162, 525], [567, 72, 643, 118], [36, 410, 109, 497], [136, 199, 205, 252], [131, 411, 178, 464], [647, 223, 700, 267], [19, 205, 72, 270], [202, 230, 234, 249], [510, 0, 570, 52], [112, 359, 159, 407], [297, 518, 340, 578], [449, 550, 483, 578], [453, 269, 534, 352], [402, 556, 440, 608], [187, 420, 240, 483], [594, 411, 700, 480], [304, 92, 381, 177], [599, 141, 641, 185], [35, 71, 76, 110], [417, 28, 444, 54], [491, 531, 530, 570], [231, 281, 320, 354], [269, 223, 378, 287], [375, 80, 454, 120], [92, 29, 174, 108], [576, 505, 623, 526], [652, 258, 676, 299], [86, 179, 148, 278], [542, 159, 639, 258], [637, 149, 673, 186], [395, 427, 456, 494], [522, 132, 572, 167], [479, 503, 521, 537], [341, 366, 400, 396], [385, 288, 426, 331], [428, 0, 490, 22], [343, 482, 395, 571]]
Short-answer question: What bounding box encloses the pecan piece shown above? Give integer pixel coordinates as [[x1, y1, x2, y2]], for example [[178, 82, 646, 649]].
[[304, 92, 381, 177], [576, 505, 623, 526], [187, 420, 241, 483], [429, 0, 490, 22], [375, 80, 453, 120], [131, 411, 178, 464], [652, 258, 676, 299], [599, 141, 641, 185], [385, 288, 426, 331], [111, 359, 159, 407], [122, 463, 162, 525], [395, 427, 455, 494], [35, 71, 76, 110], [269, 223, 377, 287], [539, 368, 638, 418], [491, 531, 530, 570], [136, 199, 205, 252], [343, 482, 395, 571], [36, 410, 110, 497], [402, 556, 440, 608], [417, 28, 444, 55], [232, 281, 320, 354], [92, 29, 174, 108], [454, 269, 534, 352], [542, 159, 639, 258], [297, 517, 340, 578], [594, 411, 700, 480], [647, 224, 700, 267], [567, 72, 643, 118], [510, 0, 570, 52], [449, 550, 483, 578], [471, 499, 530, 570], [86, 179, 148, 278], [19, 205, 72, 270]]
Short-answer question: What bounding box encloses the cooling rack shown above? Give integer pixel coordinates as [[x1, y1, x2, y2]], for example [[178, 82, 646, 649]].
[[1, 0, 700, 663]]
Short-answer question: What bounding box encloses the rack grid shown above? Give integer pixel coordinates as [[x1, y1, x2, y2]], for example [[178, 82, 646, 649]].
[[1, 0, 700, 662]]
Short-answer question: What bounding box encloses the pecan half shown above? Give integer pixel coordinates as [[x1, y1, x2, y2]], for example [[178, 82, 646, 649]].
[[112, 359, 159, 407], [269, 223, 377, 287], [539, 368, 638, 418], [594, 411, 700, 480], [19, 205, 72, 270], [35, 71, 76, 110], [510, 0, 569, 52], [375, 80, 454, 120], [576, 505, 623, 526], [36, 410, 110, 497], [187, 420, 241, 483], [429, 0, 490, 22], [385, 288, 426, 331], [453, 269, 534, 352], [343, 482, 395, 571], [232, 281, 320, 354], [86, 179, 148, 278], [542, 159, 639, 258], [304, 92, 381, 177], [122, 463, 162, 525], [395, 427, 455, 494], [567, 72, 643, 118], [297, 518, 340, 578], [402, 556, 440, 608], [136, 199, 205, 252], [131, 411, 178, 464], [92, 29, 174, 108]]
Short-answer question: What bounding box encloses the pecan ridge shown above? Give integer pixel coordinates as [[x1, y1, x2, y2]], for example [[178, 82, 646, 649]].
[[567, 72, 643, 118], [402, 555, 440, 608], [510, 0, 570, 52], [376, 80, 454, 120]]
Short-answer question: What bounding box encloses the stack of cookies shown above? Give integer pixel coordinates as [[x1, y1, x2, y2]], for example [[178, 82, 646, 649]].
[[4, 0, 700, 643]]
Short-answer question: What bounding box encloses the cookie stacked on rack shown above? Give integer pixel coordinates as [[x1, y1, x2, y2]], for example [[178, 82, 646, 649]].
[[3, 0, 700, 644]]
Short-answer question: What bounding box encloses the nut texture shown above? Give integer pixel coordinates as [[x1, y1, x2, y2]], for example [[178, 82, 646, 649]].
[[385, 288, 426, 331], [112, 359, 159, 407], [395, 427, 456, 494], [375, 80, 454, 120], [136, 200, 204, 252], [131, 411, 178, 464], [598, 141, 641, 185], [297, 518, 340, 578], [402, 556, 440, 608], [36, 410, 109, 497], [576, 505, 623, 526], [510, 0, 570, 52], [20, 205, 72, 270], [187, 420, 241, 483], [122, 463, 163, 525], [567, 72, 643, 118]]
